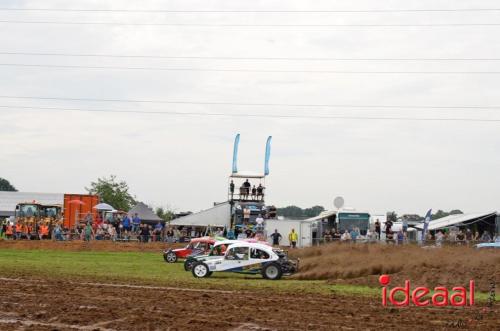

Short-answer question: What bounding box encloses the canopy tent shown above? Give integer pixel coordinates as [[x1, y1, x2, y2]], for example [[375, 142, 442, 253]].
[[170, 202, 231, 227], [414, 212, 497, 231], [304, 210, 337, 222], [128, 202, 162, 223], [93, 203, 114, 211], [230, 171, 265, 179]]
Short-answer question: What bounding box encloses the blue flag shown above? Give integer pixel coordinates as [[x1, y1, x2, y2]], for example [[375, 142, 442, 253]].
[[422, 209, 432, 241], [264, 136, 272, 175], [232, 134, 240, 173]]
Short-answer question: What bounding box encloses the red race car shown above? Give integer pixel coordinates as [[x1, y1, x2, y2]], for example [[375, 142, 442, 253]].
[[163, 237, 216, 263]]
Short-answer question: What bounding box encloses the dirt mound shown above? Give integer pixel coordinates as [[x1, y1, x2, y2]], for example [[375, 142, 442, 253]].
[[0, 240, 184, 252], [290, 244, 500, 292]]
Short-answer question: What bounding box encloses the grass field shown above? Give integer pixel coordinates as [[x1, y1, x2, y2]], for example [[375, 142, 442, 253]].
[[0, 248, 492, 301]]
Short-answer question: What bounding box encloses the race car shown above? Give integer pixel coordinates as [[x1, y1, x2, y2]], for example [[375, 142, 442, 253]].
[[191, 242, 298, 280], [184, 239, 273, 271], [163, 237, 216, 263]]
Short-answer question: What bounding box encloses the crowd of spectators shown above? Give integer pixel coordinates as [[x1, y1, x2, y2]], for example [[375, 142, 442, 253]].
[[229, 179, 265, 201]]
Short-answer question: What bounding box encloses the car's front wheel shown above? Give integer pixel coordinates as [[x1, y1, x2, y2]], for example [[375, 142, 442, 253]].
[[192, 262, 211, 278], [262, 263, 283, 280], [184, 259, 194, 271], [164, 251, 177, 263]]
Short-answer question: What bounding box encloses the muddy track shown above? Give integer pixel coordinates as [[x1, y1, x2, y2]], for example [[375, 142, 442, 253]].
[[0, 277, 497, 330]]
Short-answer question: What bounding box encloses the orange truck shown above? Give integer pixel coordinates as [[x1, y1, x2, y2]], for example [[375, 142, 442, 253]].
[[63, 194, 100, 228]]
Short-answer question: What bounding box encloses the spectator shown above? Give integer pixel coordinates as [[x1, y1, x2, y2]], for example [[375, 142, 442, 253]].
[[229, 180, 235, 199], [465, 229, 474, 244], [332, 229, 341, 241], [251, 185, 257, 200], [435, 230, 444, 246], [243, 208, 251, 224], [54, 224, 64, 241], [154, 222, 163, 242], [84, 222, 94, 241], [341, 230, 351, 241], [288, 228, 298, 248], [132, 213, 141, 233], [402, 217, 408, 234], [350, 228, 359, 242], [323, 230, 332, 243], [239, 185, 246, 200], [257, 184, 264, 201], [385, 219, 393, 235], [39, 223, 49, 240], [255, 214, 264, 231], [456, 230, 465, 244], [270, 229, 282, 246], [396, 230, 405, 245], [244, 227, 253, 239], [480, 231, 492, 242], [243, 179, 251, 198], [95, 226, 105, 240], [84, 212, 93, 224], [108, 225, 117, 241], [374, 219, 381, 240], [139, 225, 150, 243], [226, 227, 235, 240], [122, 214, 131, 235]]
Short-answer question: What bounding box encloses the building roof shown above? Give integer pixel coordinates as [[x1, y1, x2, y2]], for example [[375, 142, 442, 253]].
[[128, 202, 162, 222], [0, 191, 64, 217], [414, 212, 497, 231]]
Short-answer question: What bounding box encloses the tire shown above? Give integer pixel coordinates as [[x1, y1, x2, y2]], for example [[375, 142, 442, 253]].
[[262, 263, 283, 280], [192, 262, 210, 278], [184, 259, 194, 271], [164, 251, 177, 263]]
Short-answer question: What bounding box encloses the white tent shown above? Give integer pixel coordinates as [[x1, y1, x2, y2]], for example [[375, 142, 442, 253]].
[[170, 202, 231, 227], [414, 212, 497, 231]]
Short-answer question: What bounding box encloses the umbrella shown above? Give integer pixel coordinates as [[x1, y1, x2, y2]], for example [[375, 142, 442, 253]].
[[93, 203, 115, 211]]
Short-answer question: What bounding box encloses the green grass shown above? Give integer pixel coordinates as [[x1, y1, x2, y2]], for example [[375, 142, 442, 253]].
[[0, 248, 490, 301]]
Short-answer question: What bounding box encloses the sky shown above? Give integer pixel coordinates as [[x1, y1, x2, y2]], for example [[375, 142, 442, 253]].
[[1, 0, 500, 215]]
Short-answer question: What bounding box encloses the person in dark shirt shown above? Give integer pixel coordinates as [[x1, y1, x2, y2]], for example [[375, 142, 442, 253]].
[[229, 180, 235, 199], [251, 185, 257, 200], [139, 225, 150, 243], [270, 229, 282, 246], [243, 179, 251, 198], [374, 219, 381, 240]]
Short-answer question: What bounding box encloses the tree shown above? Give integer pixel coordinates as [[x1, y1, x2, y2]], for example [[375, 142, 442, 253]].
[[277, 205, 325, 218], [387, 211, 398, 223], [432, 209, 463, 220], [0, 177, 17, 191], [155, 207, 175, 222], [86, 175, 136, 211]]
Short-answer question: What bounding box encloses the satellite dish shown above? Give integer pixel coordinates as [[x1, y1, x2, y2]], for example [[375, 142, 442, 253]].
[[334, 196, 345, 209]]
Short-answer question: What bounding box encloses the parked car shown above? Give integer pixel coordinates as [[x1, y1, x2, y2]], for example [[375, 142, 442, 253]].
[[163, 237, 216, 263], [191, 242, 298, 280]]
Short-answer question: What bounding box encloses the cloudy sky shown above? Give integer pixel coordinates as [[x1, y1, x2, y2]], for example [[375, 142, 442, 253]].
[[1, 0, 499, 215]]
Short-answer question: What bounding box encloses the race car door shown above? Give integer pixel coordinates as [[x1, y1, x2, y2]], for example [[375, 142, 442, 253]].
[[220, 246, 251, 272]]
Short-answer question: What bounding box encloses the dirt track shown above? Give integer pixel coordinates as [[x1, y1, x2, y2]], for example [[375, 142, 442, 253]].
[[0, 277, 497, 331]]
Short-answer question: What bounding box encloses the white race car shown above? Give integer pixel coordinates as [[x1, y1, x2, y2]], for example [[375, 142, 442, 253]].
[[191, 242, 298, 280]]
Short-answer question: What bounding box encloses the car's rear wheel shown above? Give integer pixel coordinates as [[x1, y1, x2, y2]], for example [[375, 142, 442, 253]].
[[165, 251, 177, 263], [192, 262, 210, 278], [262, 263, 282, 280]]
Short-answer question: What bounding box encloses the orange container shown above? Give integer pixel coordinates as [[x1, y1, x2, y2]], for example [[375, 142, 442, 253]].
[[63, 194, 100, 228]]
